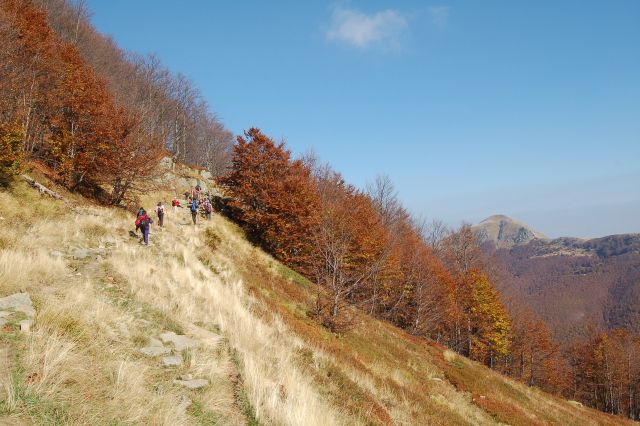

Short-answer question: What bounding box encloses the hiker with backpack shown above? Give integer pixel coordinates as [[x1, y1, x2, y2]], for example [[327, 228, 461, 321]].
[[135, 209, 153, 245], [135, 207, 145, 234], [203, 199, 212, 220], [190, 198, 198, 225], [154, 201, 165, 227]]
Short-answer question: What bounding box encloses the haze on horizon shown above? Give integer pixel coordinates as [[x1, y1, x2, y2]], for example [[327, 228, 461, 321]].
[[86, 1, 640, 239]]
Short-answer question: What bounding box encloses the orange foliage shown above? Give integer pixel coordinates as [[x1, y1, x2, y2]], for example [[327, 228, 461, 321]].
[[500, 307, 569, 394], [311, 169, 387, 329], [0, 0, 163, 202], [570, 329, 640, 419], [217, 128, 320, 270]]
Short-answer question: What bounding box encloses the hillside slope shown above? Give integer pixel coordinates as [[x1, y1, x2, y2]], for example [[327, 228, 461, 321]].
[[0, 172, 629, 425]]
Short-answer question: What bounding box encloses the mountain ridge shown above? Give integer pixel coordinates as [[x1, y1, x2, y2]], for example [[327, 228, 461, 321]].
[[473, 214, 639, 251]]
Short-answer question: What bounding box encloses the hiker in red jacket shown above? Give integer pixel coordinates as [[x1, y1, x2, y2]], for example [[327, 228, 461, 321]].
[[135, 209, 153, 246], [171, 197, 180, 212]]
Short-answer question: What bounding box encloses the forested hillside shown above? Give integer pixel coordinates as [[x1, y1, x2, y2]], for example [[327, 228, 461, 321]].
[[1, 0, 639, 423], [0, 0, 232, 202], [479, 226, 640, 418], [489, 235, 640, 342]]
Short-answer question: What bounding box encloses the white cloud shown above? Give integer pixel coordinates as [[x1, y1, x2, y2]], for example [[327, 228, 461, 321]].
[[428, 6, 449, 30], [325, 8, 407, 49]]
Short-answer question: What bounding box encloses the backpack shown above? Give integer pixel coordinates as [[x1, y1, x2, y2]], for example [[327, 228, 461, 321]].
[[138, 217, 148, 228]]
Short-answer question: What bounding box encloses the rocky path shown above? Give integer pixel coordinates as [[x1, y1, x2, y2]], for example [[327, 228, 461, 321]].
[[0, 203, 249, 425], [70, 208, 249, 424]]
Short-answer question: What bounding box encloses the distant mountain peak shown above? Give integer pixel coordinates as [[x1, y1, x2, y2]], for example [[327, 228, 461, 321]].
[[473, 215, 548, 249]]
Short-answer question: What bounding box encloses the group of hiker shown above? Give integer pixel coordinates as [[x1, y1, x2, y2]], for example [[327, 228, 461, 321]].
[[134, 184, 214, 246]]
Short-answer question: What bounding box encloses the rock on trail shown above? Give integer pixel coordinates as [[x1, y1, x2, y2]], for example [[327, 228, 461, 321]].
[[159, 332, 198, 352], [0, 292, 35, 317], [174, 378, 208, 390], [162, 355, 183, 367], [140, 346, 171, 357]]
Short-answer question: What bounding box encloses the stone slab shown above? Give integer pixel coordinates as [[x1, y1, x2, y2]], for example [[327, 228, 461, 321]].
[[139, 346, 171, 357], [173, 379, 208, 390], [159, 332, 198, 352], [0, 293, 35, 317], [162, 355, 183, 367]]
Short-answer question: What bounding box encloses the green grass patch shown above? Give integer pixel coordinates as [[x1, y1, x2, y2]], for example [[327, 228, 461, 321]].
[[187, 400, 221, 425], [0, 333, 71, 424], [448, 359, 465, 370], [275, 264, 312, 288], [228, 347, 261, 426]]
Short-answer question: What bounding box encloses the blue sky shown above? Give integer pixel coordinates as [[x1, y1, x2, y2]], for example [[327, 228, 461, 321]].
[[86, 1, 640, 238]]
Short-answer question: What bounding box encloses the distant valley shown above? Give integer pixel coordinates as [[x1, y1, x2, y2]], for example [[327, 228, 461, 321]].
[[474, 215, 640, 343]]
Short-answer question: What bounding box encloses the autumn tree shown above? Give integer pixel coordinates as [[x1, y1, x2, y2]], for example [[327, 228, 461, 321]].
[[102, 111, 165, 204], [0, 125, 23, 186], [440, 224, 485, 276], [570, 329, 640, 419], [311, 166, 387, 330], [0, 0, 164, 202], [436, 225, 512, 365], [405, 239, 456, 343], [501, 307, 569, 393], [466, 271, 511, 367], [41, 0, 234, 175], [422, 218, 450, 256], [218, 128, 319, 270]]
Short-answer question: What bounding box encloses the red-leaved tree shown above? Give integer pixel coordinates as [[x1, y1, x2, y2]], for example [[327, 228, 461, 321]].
[[217, 128, 319, 270]]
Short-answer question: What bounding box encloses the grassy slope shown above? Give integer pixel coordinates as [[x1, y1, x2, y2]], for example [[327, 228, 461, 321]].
[[0, 170, 630, 425]]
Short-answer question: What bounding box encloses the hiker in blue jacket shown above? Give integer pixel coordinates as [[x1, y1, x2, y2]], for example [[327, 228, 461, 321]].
[[190, 198, 198, 225]]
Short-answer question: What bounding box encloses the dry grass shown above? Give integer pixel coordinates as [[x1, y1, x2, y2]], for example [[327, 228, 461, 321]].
[[107, 210, 341, 426]]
